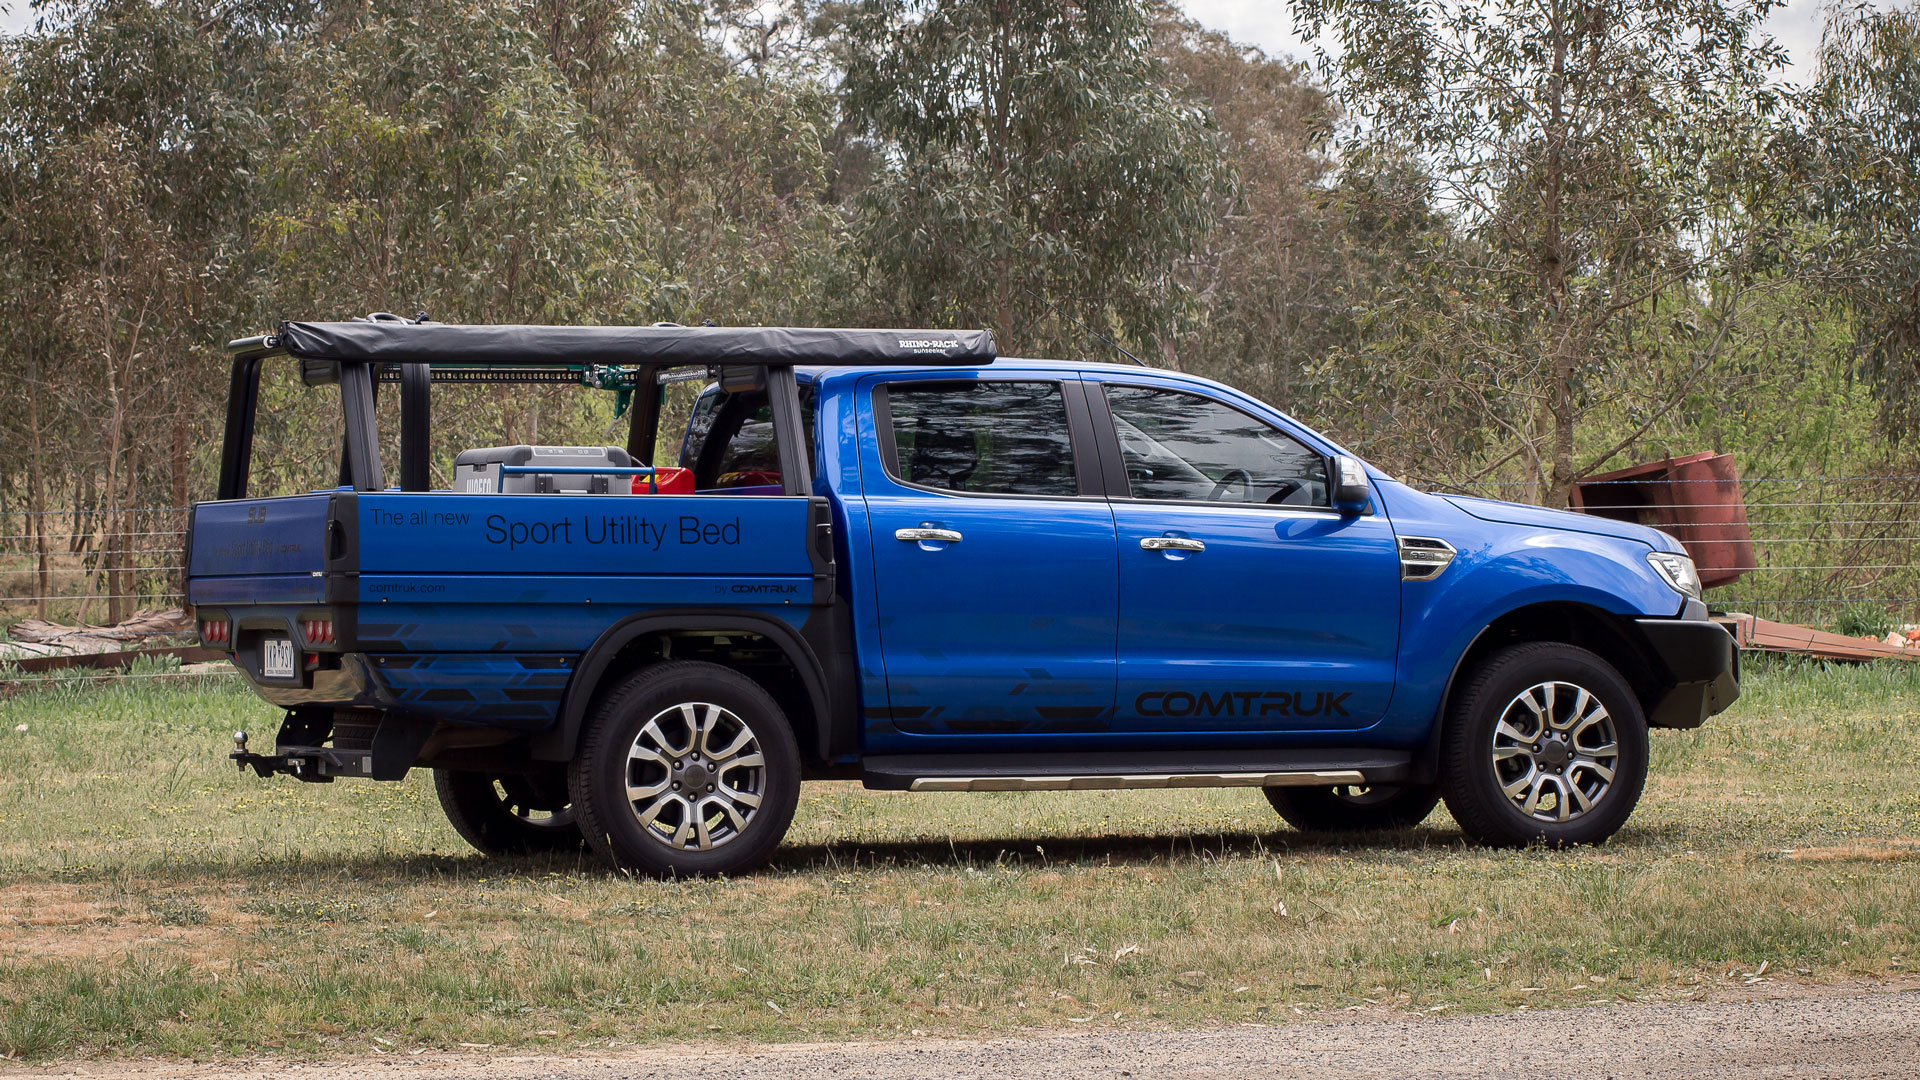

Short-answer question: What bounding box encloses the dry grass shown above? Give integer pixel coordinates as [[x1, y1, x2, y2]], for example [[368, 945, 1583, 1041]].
[[0, 656, 1916, 1061]]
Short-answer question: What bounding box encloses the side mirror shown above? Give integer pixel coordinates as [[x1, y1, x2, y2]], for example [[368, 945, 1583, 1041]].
[[1332, 455, 1373, 515]]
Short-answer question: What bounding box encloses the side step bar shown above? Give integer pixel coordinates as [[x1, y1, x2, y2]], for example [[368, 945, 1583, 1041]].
[[861, 749, 1411, 792], [908, 770, 1364, 792]]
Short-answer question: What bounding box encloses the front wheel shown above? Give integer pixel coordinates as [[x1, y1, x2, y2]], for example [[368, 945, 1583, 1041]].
[[1265, 782, 1441, 833], [568, 661, 801, 878], [1440, 642, 1649, 848]]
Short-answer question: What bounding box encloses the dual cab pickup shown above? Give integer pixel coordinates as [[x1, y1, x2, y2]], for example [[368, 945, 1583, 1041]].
[[187, 319, 1737, 875]]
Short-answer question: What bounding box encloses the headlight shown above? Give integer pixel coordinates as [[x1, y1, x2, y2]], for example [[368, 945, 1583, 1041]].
[[1647, 551, 1703, 600]]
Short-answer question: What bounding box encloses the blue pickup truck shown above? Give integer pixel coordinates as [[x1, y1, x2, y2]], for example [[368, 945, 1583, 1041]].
[[188, 319, 1738, 876]]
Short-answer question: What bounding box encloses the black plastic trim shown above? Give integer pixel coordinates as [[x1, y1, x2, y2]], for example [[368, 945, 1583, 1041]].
[[1059, 378, 1106, 497], [1636, 616, 1740, 728], [805, 496, 837, 606], [533, 609, 836, 764]]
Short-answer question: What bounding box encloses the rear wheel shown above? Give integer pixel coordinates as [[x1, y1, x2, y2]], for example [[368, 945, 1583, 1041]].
[[568, 661, 801, 878], [434, 766, 585, 855], [1264, 782, 1441, 833], [1440, 642, 1649, 848]]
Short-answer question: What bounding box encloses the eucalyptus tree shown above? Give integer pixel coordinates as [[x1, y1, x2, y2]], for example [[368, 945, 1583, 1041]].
[[0, 0, 280, 617], [248, 0, 666, 487], [1149, 9, 1444, 457], [1294, 0, 1795, 502], [839, 0, 1225, 361], [255, 0, 654, 325], [533, 0, 847, 326], [1807, 2, 1920, 441]]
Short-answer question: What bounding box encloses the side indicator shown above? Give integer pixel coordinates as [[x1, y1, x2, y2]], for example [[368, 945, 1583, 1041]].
[[1397, 536, 1457, 581]]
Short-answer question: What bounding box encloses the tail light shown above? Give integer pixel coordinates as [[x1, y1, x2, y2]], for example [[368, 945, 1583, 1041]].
[[301, 619, 334, 645], [201, 619, 230, 645]]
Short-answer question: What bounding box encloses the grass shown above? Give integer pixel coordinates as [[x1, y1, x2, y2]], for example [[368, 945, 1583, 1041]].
[[0, 659, 1917, 1061]]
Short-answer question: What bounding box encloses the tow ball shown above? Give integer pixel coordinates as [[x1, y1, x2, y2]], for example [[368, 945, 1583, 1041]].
[[229, 729, 329, 781]]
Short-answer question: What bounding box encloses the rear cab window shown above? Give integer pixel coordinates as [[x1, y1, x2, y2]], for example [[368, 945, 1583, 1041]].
[[876, 380, 1081, 497], [679, 383, 815, 493]]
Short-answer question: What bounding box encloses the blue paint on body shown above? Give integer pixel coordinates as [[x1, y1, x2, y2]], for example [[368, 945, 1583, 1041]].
[[188, 359, 1704, 759]]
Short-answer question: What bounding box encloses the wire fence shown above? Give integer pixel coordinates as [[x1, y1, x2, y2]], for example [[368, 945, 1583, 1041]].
[[1414, 472, 1920, 632], [0, 505, 189, 625], [4, 474, 1920, 634]]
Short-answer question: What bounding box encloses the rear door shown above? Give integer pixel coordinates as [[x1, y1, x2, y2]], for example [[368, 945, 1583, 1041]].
[[858, 374, 1117, 750], [1089, 378, 1401, 733]]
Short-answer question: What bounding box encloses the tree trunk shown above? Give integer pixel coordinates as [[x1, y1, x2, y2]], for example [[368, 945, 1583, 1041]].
[[1540, 0, 1574, 508], [27, 338, 49, 620], [171, 408, 189, 511]]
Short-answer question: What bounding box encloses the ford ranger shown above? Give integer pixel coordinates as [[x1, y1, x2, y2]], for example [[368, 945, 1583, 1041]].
[[187, 318, 1739, 876]]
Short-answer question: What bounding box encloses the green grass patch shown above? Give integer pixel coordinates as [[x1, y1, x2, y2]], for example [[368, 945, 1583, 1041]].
[[0, 660, 1916, 1060]]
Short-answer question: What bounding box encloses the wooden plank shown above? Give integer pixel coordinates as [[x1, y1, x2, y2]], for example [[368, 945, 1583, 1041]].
[[1712, 613, 1918, 662], [4, 645, 227, 674]]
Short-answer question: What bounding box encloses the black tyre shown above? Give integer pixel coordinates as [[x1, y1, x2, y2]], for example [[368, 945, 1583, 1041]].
[[1265, 782, 1441, 833], [1439, 642, 1649, 848], [568, 661, 801, 877], [434, 766, 586, 856]]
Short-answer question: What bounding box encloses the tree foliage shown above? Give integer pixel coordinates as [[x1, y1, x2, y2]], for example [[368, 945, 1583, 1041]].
[[1807, 2, 1920, 439], [839, 0, 1224, 359], [1153, 14, 1344, 403], [1294, 0, 1796, 502], [0, 0, 1914, 621]]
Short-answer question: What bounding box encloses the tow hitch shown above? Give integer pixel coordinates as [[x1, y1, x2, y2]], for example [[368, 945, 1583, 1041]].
[[229, 729, 370, 782]]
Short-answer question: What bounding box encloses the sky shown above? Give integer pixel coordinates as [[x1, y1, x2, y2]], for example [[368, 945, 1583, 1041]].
[[0, 1, 1879, 82], [1176, 0, 1847, 83]]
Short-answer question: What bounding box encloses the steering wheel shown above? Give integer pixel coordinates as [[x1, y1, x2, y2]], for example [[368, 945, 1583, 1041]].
[[1207, 468, 1255, 502], [1263, 479, 1304, 504]]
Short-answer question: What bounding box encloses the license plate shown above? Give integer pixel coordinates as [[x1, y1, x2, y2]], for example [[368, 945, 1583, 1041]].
[[261, 637, 296, 679]]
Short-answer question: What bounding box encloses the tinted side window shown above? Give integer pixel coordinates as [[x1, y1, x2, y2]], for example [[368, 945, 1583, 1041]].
[[885, 381, 1077, 497], [1104, 385, 1328, 506], [680, 384, 815, 491]]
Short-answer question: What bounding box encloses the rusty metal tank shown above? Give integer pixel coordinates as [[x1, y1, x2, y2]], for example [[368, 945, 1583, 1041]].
[[1568, 451, 1755, 589]]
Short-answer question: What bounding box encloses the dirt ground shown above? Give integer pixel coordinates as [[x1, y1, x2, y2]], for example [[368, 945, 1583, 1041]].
[[8, 980, 1916, 1080]]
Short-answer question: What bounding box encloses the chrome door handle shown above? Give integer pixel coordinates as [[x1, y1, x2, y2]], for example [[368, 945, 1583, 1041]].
[[896, 527, 963, 543], [1141, 536, 1205, 553]]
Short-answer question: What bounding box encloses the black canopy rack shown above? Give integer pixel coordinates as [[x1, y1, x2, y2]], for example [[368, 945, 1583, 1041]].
[[216, 320, 996, 501]]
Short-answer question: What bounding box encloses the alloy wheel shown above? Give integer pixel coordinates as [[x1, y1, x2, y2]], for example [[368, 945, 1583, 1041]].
[[1490, 680, 1619, 823], [623, 702, 766, 852]]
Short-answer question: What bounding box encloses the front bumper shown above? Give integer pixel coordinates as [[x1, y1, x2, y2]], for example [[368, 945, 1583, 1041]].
[[1636, 615, 1740, 729]]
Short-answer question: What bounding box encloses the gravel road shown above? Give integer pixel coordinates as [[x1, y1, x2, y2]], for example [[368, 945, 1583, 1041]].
[[12, 983, 1918, 1079]]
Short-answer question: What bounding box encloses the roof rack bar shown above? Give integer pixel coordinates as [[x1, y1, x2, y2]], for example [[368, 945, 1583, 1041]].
[[767, 364, 810, 497], [338, 362, 385, 492], [261, 322, 995, 368], [399, 362, 431, 492], [216, 354, 265, 500], [626, 363, 664, 465]]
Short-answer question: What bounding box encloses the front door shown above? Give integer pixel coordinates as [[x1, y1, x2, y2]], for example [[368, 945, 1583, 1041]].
[[861, 375, 1117, 749], [1092, 379, 1402, 733]]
